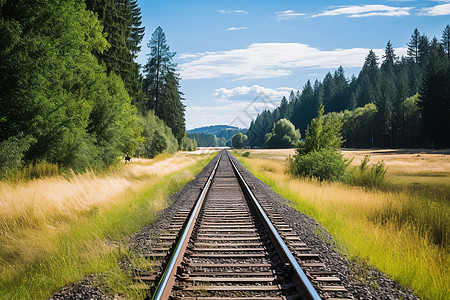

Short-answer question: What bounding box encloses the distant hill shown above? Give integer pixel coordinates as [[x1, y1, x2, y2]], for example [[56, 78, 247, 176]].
[[188, 125, 246, 135], [187, 125, 247, 147]]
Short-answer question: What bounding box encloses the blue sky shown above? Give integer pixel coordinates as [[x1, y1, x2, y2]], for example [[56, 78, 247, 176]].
[[136, 0, 450, 129]]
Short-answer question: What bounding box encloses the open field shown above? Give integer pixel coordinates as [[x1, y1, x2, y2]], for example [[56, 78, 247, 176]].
[[236, 150, 449, 299], [239, 148, 450, 190], [0, 151, 216, 299]]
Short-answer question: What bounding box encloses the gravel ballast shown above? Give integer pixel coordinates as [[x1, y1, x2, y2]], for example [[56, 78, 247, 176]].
[[50, 152, 419, 299]]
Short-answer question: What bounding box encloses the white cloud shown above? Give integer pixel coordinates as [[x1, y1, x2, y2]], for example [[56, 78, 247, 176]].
[[214, 85, 296, 100], [218, 9, 247, 15], [419, 4, 450, 15], [178, 43, 407, 80], [225, 27, 248, 31], [186, 98, 279, 129], [275, 10, 306, 20], [312, 5, 413, 17]]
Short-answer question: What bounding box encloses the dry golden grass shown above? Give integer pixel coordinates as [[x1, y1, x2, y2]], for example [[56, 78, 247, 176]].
[[239, 156, 449, 299], [236, 148, 450, 189], [0, 152, 207, 234], [0, 151, 216, 299]]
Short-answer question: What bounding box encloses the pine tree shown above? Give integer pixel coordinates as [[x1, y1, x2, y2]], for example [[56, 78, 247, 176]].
[[278, 96, 290, 119], [143, 27, 186, 143], [85, 0, 145, 101], [291, 80, 316, 135], [418, 35, 430, 67], [407, 28, 420, 63], [442, 25, 450, 59], [419, 38, 449, 148], [158, 72, 186, 142], [332, 66, 348, 112], [382, 40, 396, 72], [375, 77, 395, 147], [322, 72, 335, 112], [143, 26, 177, 114], [393, 63, 409, 147]]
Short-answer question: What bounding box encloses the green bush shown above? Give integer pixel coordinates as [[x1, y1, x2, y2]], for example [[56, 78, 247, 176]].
[[288, 105, 349, 182], [242, 151, 250, 158], [180, 136, 197, 151], [288, 149, 349, 181], [265, 118, 300, 149], [347, 155, 387, 188], [0, 134, 36, 177], [231, 132, 248, 149], [135, 111, 179, 158]]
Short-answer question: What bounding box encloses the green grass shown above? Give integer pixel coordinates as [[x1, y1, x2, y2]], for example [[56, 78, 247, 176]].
[[0, 155, 213, 300], [238, 156, 449, 300]]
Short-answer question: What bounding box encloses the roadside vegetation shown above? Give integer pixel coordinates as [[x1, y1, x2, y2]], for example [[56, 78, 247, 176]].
[[239, 155, 448, 299], [0, 1, 196, 180], [0, 152, 215, 299]]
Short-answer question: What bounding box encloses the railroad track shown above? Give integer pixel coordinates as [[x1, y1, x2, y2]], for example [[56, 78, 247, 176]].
[[136, 150, 350, 300]]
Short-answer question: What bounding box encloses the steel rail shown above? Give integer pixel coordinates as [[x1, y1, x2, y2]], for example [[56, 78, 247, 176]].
[[226, 150, 322, 300], [151, 153, 221, 300]]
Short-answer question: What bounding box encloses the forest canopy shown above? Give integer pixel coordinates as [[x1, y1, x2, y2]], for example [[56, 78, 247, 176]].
[[0, 0, 193, 176], [247, 26, 450, 149]]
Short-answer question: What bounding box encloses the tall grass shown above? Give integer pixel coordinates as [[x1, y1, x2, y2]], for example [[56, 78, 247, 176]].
[[347, 155, 388, 188], [239, 157, 449, 300], [0, 153, 214, 299]]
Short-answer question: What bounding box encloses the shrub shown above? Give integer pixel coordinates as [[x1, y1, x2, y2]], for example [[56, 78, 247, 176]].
[[231, 132, 248, 149], [242, 151, 250, 158], [348, 155, 388, 188], [265, 118, 300, 149], [180, 136, 197, 151], [288, 149, 349, 181], [288, 105, 349, 182], [135, 111, 178, 158], [0, 134, 36, 177]]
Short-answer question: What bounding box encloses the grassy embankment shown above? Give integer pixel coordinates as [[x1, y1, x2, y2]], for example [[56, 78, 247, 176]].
[[236, 150, 449, 300], [0, 152, 216, 299]]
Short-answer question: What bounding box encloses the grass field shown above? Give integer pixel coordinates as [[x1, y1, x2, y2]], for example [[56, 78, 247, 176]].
[[235, 149, 449, 300], [0, 151, 216, 299]]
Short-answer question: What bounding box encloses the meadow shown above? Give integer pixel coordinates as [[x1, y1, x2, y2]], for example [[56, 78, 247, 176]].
[[236, 149, 449, 300], [0, 151, 215, 299]]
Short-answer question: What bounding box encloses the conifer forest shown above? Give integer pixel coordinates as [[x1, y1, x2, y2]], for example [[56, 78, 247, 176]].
[[247, 26, 450, 149]]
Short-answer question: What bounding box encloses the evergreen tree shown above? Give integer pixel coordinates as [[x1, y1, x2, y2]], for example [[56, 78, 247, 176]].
[[442, 25, 450, 59], [85, 0, 144, 101], [393, 63, 409, 147], [278, 96, 290, 119], [158, 72, 186, 142], [375, 77, 395, 147], [358, 50, 380, 106], [419, 39, 450, 148], [322, 72, 335, 112], [407, 28, 420, 63], [382, 40, 396, 72], [143, 27, 186, 142], [418, 35, 431, 67], [143, 26, 176, 114], [291, 80, 316, 135], [332, 66, 348, 112]]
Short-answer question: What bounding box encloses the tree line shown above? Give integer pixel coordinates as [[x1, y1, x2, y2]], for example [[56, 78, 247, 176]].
[[248, 26, 450, 149], [0, 0, 195, 176], [187, 133, 228, 147]]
